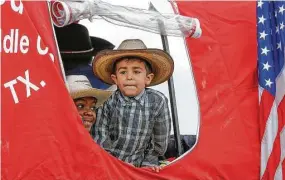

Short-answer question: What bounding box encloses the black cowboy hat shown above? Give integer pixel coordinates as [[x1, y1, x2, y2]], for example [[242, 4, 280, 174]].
[[54, 23, 115, 59]]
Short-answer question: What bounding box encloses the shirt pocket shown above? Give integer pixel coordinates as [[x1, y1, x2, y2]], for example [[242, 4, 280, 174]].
[[108, 107, 120, 141], [109, 123, 119, 141]]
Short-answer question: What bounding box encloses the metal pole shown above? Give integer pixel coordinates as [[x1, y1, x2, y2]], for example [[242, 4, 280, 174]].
[[148, 2, 183, 157], [160, 35, 183, 157]]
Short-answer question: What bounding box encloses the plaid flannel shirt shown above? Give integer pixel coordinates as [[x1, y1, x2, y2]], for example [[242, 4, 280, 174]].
[[94, 88, 171, 167]]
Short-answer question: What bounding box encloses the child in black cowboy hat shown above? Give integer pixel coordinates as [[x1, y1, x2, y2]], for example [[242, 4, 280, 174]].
[[54, 23, 115, 90]]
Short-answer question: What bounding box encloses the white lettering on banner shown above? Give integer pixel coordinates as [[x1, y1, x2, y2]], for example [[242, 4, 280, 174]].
[[0, 0, 23, 14], [37, 36, 48, 55], [49, 53, 55, 62], [17, 70, 40, 98], [20, 35, 29, 54], [11, 0, 23, 14], [4, 79, 19, 104], [3, 70, 46, 104], [0, 28, 30, 54]]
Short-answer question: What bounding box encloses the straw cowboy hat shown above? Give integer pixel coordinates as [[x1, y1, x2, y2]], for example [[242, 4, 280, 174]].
[[54, 23, 115, 59], [92, 39, 174, 86], [66, 75, 113, 108]]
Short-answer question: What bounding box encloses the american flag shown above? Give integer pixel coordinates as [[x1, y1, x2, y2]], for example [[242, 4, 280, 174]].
[[257, 1, 285, 179]]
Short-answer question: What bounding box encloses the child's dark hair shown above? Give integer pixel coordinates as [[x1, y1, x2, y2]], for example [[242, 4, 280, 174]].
[[111, 56, 153, 74]]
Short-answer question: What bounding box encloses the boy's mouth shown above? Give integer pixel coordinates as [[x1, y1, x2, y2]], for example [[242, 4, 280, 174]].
[[83, 120, 93, 127], [124, 84, 136, 87], [82, 117, 94, 125]]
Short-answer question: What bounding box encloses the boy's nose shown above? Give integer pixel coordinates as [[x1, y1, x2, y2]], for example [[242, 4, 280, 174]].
[[126, 72, 133, 80], [83, 109, 93, 116]]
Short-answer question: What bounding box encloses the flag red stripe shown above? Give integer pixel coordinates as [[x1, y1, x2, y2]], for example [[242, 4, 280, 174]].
[[261, 125, 281, 180], [259, 91, 275, 138]]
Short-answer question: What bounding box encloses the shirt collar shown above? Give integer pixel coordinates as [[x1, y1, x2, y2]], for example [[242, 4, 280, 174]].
[[118, 89, 145, 106]]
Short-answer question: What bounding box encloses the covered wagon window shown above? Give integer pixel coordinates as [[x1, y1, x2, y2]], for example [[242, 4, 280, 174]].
[[61, 0, 200, 164]]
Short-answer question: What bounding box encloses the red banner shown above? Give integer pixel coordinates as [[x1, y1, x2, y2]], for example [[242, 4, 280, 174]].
[[2, 1, 262, 180], [175, 1, 260, 179], [1, 2, 168, 179]]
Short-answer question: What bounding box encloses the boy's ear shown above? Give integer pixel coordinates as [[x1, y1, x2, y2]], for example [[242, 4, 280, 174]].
[[145, 73, 154, 86], [111, 74, 118, 84]]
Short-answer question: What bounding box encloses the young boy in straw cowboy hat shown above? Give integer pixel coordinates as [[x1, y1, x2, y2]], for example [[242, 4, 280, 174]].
[[92, 39, 174, 170], [66, 75, 113, 136]]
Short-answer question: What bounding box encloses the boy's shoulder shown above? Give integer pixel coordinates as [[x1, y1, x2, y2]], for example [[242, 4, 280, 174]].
[[145, 88, 168, 102], [101, 90, 119, 107], [106, 90, 120, 101]]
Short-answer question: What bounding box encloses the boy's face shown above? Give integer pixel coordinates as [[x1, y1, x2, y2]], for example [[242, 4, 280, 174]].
[[74, 97, 97, 132], [111, 58, 154, 97]]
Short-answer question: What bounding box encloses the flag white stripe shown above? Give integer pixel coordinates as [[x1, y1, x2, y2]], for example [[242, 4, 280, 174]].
[[275, 67, 285, 105], [274, 127, 285, 180], [260, 102, 279, 177], [259, 86, 264, 104]]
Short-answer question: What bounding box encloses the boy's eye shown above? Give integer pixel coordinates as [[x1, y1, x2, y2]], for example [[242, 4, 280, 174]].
[[91, 105, 96, 111], [119, 71, 127, 75], [134, 70, 141, 74], [76, 104, 84, 109]]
